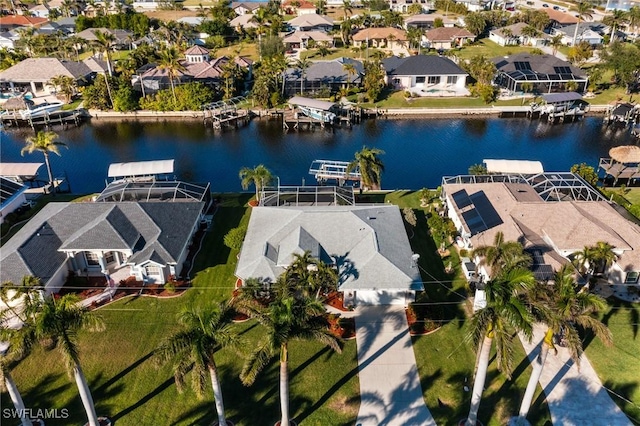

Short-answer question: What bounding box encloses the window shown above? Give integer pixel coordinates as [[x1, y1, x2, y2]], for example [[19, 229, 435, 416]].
[[392, 78, 400, 85], [415, 76, 426, 84], [145, 265, 162, 276], [85, 252, 100, 266], [447, 75, 457, 85], [625, 272, 639, 284], [104, 251, 115, 264], [428, 76, 441, 85]]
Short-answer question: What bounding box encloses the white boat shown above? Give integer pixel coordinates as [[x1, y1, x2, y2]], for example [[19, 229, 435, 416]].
[[19, 101, 64, 119], [299, 105, 336, 123]]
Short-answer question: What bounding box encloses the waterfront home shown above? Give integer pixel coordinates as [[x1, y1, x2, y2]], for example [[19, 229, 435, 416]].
[[288, 13, 334, 32], [352, 27, 408, 50], [404, 13, 457, 29], [282, 30, 334, 50], [235, 203, 423, 306], [552, 23, 605, 46], [424, 27, 475, 49], [383, 54, 469, 96], [281, 0, 317, 15], [135, 45, 253, 93], [0, 200, 206, 294], [283, 57, 363, 96], [0, 177, 28, 225], [0, 31, 20, 50], [492, 53, 588, 94], [442, 170, 640, 286], [0, 58, 106, 96], [489, 22, 550, 47]]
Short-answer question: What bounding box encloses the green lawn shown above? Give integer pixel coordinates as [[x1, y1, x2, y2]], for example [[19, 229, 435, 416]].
[[585, 300, 640, 424], [623, 188, 640, 206], [1, 194, 360, 425], [362, 90, 534, 109], [453, 39, 546, 61]]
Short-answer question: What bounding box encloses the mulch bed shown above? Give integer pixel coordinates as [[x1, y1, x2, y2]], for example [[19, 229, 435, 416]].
[[406, 305, 441, 336], [327, 314, 356, 340], [325, 291, 351, 312]]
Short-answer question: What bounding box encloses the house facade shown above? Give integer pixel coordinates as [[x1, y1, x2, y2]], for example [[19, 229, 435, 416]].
[[288, 13, 334, 32], [442, 171, 640, 286], [383, 54, 469, 96], [352, 27, 408, 49], [283, 57, 363, 96], [235, 204, 423, 306], [424, 27, 475, 49], [0, 201, 206, 295], [489, 22, 550, 47], [553, 23, 605, 46]]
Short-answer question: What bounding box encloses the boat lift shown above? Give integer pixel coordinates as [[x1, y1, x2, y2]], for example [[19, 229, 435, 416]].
[[308, 160, 361, 186]]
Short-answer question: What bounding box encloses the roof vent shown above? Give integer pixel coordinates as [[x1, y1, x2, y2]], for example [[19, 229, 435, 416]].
[[367, 216, 376, 220]]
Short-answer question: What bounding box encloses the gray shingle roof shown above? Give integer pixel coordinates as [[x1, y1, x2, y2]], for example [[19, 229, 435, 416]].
[[0, 202, 203, 286], [383, 55, 467, 76], [235, 205, 423, 292], [285, 57, 363, 84], [0, 58, 94, 83], [492, 53, 587, 78]]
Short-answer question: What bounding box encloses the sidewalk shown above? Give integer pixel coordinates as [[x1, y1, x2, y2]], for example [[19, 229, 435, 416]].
[[519, 324, 631, 426], [354, 306, 436, 426]]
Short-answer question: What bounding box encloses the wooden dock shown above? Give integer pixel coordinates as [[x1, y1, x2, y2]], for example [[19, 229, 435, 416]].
[[0, 109, 87, 130], [202, 96, 250, 130]]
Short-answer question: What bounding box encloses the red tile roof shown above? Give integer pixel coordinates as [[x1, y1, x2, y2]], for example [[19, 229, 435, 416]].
[[0, 15, 48, 27]]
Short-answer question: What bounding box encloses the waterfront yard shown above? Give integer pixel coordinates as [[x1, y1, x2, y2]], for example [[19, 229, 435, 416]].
[[2, 192, 637, 425]]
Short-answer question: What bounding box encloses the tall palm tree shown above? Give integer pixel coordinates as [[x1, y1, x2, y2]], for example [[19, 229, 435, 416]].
[[0, 277, 43, 426], [234, 275, 341, 426], [251, 7, 270, 49], [33, 295, 104, 426], [589, 241, 617, 275], [342, 62, 357, 90], [239, 164, 273, 201], [471, 231, 531, 278], [572, 1, 593, 47], [154, 303, 238, 426], [465, 268, 536, 426], [347, 146, 384, 190], [283, 251, 338, 300], [603, 9, 628, 44], [21, 131, 67, 194], [157, 46, 186, 104], [628, 6, 640, 35], [293, 57, 312, 95], [517, 265, 612, 421], [92, 30, 115, 77], [549, 34, 563, 56], [341, 0, 352, 20]]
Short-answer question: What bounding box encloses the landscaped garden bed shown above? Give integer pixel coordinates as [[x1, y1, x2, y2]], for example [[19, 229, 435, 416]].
[[327, 314, 356, 340]]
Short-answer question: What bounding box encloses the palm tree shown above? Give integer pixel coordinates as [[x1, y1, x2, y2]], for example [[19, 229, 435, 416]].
[[465, 268, 536, 426], [628, 6, 640, 35], [347, 146, 385, 190], [33, 295, 104, 426], [549, 34, 563, 56], [251, 7, 270, 49], [516, 265, 612, 421], [47, 74, 76, 103], [342, 62, 357, 90], [157, 46, 186, 104], [0, 356, 33, 426], [603, 9, 628, 44], [283, 251, 338, 300], [21, 131, 67, 194], [572, 1, 593, 47], [92, 30, 115, 76], [340, 18, 353, 46], [471, 231, 532, 277], [341, 0, 352, 20], [154, 303, 238, 426], [521, 25, 540, 46], [589, 241, 617, 275], [239, 164, 273, 201], [235, 275, 341, 426], [293, 57, 312, 94]]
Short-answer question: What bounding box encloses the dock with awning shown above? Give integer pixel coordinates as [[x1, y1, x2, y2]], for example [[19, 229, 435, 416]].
[[107, 159, 175, 182], [0, 163, 44, 183], [528, 92, 588, 123], [308, 160, 361, 185]]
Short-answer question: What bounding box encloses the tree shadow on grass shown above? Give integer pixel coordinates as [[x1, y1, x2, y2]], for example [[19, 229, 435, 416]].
[[110, 376, 175, 422], [94, 351, 154, 395]]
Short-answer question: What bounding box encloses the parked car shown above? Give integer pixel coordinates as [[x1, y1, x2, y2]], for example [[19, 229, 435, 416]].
[[542, 3, 549, 6], [553, 5, 560, 9]]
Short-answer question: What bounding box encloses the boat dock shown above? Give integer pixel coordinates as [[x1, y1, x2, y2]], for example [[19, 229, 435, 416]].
[[202, 96, 250, 130], [308, 159, 361, 186], [0, 108, 87, 130]]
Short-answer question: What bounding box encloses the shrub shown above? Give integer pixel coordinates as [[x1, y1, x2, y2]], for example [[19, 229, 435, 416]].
[[224, 224, 248, 251], [164, 281, 176, 294]]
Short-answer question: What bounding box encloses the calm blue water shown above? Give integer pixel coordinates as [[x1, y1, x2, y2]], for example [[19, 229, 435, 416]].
[[1, 116, 637, 194]]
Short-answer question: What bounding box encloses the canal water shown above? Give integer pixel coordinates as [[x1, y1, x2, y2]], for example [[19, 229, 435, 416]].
[[1, 116, 637, 194]]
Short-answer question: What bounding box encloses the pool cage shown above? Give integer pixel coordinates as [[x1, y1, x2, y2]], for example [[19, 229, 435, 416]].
[[95, 180, 211, 205], [259, 185, 355, 207]]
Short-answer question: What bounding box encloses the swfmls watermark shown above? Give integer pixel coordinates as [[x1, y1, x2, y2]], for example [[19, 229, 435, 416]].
[[2, 408, 70, 420]]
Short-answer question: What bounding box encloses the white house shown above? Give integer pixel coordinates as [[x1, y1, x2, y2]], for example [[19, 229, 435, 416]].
[[554, 23, 604, 45], [235, 204, 423, 306], [0, 177, 28, 225], [489, 22, 550, 46], [288, 13, 334, 32], [383, 54, 469, 96]]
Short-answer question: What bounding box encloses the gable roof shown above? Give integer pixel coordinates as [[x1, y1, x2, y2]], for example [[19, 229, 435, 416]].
[[425, 26, 475, 41], [404, 13, 457, 26], [0, 15, 48, 28], [230, 14, 259, 28], [288, 13, 333, 28], [491, 22, 550, 39], [383, 55, 467, 76], [0, 202, 204, 286], [352, 27, 408, 41], [283, 30, 333, 43], [235, 205, 423, 292], [184, 45, 210, 56], [542, 8, 578, 25], [0, 58, 94, 83]]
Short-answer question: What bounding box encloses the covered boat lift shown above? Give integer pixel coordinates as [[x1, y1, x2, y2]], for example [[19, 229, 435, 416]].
[[599, 145, 640, 186], [0, 162, 44, 184], [288, 96, 337, 125], [529, 92, 588, 122], [107, 159, 175, 182], [309, 160, 361, 186], [483, 159, 544, 175]]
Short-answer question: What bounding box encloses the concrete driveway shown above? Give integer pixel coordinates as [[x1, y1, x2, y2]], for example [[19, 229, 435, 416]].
[[354, 306, 436, 426], [519, 324, 631, 426]]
